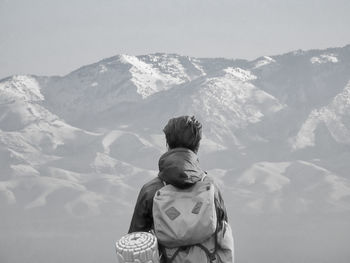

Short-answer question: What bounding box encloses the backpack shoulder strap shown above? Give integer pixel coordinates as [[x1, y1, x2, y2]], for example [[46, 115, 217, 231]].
[[160, 216, 220, 263], [161, 242, 218, 263], [194, 243, 217, 263]]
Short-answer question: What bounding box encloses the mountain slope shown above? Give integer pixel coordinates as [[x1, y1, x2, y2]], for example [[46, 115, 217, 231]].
[[1, 45, 350, 263]]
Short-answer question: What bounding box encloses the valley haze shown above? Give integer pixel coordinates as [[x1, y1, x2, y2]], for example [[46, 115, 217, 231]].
[[1, 45, 350, 263]]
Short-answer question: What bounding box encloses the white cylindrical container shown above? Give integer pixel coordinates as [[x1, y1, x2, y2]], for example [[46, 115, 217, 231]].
[[116, 232, 160, 263]]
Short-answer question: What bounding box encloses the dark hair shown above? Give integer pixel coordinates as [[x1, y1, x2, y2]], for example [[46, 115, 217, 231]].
[[163, 115, 202, 153]]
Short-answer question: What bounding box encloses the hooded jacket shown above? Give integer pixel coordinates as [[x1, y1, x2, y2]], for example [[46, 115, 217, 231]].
[[128, 148, 234, 262], [128, 148, 228, 233]]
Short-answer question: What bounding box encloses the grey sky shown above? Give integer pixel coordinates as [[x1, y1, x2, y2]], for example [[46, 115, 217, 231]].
[[0, 0, 349, 79]]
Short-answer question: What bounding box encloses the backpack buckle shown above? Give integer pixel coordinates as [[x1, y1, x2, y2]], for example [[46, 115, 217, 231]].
[[209, 253, 217, 262]]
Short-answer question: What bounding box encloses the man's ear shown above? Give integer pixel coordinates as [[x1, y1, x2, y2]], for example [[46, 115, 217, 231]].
[[166, 142, 170, 151]]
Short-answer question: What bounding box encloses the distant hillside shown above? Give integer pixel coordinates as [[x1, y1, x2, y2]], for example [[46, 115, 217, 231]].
[[1, 45, 350, 263]]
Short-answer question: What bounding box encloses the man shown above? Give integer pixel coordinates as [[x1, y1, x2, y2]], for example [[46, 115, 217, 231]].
[[129, 116, 234, 262]]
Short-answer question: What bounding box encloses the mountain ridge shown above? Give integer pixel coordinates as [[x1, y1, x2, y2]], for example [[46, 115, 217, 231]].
[[1, 44, 350, 213], [1, 44, 350, 263]]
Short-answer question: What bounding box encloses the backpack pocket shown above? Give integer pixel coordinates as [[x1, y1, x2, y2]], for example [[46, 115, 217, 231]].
[[153, 181, 217, 248]]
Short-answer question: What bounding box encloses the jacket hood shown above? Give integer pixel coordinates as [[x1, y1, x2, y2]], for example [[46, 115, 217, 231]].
[[158, 148, 205, 189]]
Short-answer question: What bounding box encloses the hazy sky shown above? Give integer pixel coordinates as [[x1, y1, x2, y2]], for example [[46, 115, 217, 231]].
[[0, 0, 349, 79]]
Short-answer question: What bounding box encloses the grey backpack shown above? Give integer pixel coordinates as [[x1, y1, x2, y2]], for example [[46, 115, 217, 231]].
[[152, 176, 218, 262]]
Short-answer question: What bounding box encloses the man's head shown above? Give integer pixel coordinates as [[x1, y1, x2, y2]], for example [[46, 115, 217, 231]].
[[163, 115, 202, 153]]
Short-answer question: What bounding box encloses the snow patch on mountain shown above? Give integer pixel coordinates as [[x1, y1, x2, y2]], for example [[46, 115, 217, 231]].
[[99, 64, 108, 73], [238, 162, 291, 193], [119, 54, 188, 98], [311, 53, 338, 64], [200, 135, 228, 153], [224, 67, 257, 81], [0, 130, 58, 166], [325, 174, 350, 201], [0, 75, 44, 102], [189, 57, 206, 76], [47, 167, 82, 182], [291, 82, 350, 150], [144, 54, 190, 81], [102, 130, 155, 155], [254, 56, 276, 68], [0, 182, 16, 204], [11, 164, 40, 177], [119, 54, 165, 98], [197, 68, 283, 127]]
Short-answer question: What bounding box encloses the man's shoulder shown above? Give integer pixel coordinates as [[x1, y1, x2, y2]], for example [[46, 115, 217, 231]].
[[203, 174, 224, 197], [203, 174, 219, 187], [143, 176, 164, 188], [140, 177, 164, 198]]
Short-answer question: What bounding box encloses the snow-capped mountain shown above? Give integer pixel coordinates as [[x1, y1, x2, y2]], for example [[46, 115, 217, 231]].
[[1, 45, 350, 263]]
